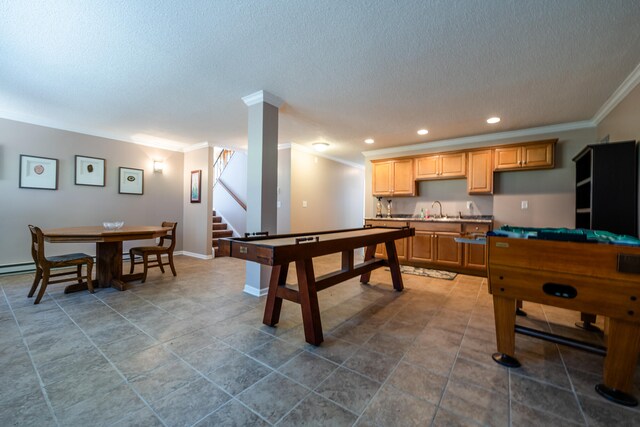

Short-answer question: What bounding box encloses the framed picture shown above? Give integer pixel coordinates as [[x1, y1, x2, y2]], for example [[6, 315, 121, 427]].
[[75, 155, 105, 186], [19, 154, 58, 190], [119, 167, 144, 195], [190, 170, 202, 203]]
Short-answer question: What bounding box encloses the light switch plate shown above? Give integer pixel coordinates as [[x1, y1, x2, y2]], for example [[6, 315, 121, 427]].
[[521, 200, 528, 210], [302, 201, 308, 208]]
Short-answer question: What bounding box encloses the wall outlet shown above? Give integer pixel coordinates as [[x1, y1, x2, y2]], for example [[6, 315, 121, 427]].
[[302, 201, 308, 208], [521, 200, 528, 210], [466, 201, 472, 210], [277, 201, 281, 208]]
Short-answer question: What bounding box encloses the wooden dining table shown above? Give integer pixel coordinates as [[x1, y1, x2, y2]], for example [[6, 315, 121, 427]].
[[42, 225, 171, 292]]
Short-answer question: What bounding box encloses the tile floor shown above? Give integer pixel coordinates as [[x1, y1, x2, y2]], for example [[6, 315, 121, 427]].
[[1, 254, 640, 426]]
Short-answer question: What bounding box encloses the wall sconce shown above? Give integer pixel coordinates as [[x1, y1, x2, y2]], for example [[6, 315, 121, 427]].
[[153, 161, 165, 173], [312, 142, 329, 152]]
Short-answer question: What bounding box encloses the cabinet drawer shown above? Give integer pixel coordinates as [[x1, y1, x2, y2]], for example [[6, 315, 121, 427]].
[[410, 221, 462, 233], [462, 223, 490, 234]]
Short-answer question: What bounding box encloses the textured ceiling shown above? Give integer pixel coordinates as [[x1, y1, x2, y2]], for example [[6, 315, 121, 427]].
[[1, 0, 640, 163]]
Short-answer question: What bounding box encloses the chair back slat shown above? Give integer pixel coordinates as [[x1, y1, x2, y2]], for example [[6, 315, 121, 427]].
[[28, 225, 46, 267], [159, 222, 177, 250]]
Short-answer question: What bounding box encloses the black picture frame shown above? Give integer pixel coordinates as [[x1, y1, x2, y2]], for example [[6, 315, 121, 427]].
[[119, 167, 144, 195], [75, 155, 106, 187], [19, 154, 58, 190]]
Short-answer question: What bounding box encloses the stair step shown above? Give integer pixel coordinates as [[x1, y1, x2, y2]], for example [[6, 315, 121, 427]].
[[212, 230, 233, 239], [212, 223, 227, 230], [212, 210, 217, 216], [212, 216, 222, 223]]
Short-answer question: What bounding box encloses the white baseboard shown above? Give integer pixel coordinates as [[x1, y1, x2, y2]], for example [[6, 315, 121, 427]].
[[243, 284, 269, 297], [179, 251, 213, 260]]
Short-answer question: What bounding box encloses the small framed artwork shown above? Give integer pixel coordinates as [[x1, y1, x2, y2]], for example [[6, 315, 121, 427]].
[[190, 170, 202, 203], [75, 155, 105, 186], [19, 154, 58, 190], [119, 167, 144, 195]]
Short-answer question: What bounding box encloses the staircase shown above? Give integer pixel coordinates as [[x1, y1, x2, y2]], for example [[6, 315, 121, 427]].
[[212, 210, 233, 256]]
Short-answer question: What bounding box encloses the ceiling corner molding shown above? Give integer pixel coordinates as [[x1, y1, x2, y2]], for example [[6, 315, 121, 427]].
[[241, 90, 284, 108], [362, 120, 595, 158], [183, 142, 210, 152], [290, 143, 364, 170], [592, 61, 640, 124]]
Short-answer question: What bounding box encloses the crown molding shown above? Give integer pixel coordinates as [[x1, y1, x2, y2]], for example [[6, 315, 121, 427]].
[[286, 143, 364, 170], [362, 120, 595, 158], [183, 141, 211, 152], [241, 90, 284, 108], [592, 61, 640, 124]]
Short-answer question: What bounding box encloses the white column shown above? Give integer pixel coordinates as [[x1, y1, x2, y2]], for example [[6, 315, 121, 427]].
[[242, 90, 283, 296]]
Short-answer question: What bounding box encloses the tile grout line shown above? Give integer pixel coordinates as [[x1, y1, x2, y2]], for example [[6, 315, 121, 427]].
[[50, 292, 171, 427], [1, 286, 62, 427]]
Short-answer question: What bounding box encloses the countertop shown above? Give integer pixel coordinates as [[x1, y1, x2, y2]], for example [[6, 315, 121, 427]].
[[365, 215, 494, 224]]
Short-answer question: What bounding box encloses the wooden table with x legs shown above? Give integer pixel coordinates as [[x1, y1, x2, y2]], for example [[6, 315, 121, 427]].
[[42, 225, 171, 292], [219, 226, 415, 346]]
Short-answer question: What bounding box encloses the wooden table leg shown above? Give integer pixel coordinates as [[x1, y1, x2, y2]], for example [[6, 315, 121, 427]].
[[360, 245, 376, 283], [596, 318, 640, 406], [296, 259, 323, 346], [95, 241, 123, 289], [263, 264, 288, 326], [492, 295, 521, 367], [385, 241, 404, 291]]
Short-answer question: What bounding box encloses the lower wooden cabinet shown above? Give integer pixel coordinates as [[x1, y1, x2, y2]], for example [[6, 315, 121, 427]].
[[366, 220, 408, 261], [434, 233, 463, 267], [409, 231, 434, 262], [463, 242, 486, 270]]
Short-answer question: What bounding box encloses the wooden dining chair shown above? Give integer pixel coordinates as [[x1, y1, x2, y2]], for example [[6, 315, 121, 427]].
[[129, 221, 178, 283], [28, 225, 94, 304]]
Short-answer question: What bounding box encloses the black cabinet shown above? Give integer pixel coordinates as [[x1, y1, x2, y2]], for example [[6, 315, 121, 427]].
[[572, 141, 637, 236]]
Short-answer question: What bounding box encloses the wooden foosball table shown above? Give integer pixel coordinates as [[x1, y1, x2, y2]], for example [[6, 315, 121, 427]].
[[487, 235, 640, 406]]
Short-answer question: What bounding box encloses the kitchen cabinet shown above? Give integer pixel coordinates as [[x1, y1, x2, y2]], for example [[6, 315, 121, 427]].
[[494, 139, 556, 171], [461, 223, 490, 271], [415, 152, 466, 180], [409, 222, 462, 267], [572, 141, 637, 236], [364, 220, 408, 261], [434, 233, 463, 267], [372, 159, 416, 196], [467, 149, 493, 194]]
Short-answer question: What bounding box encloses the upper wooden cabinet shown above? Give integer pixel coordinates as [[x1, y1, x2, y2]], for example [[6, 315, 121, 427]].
[[415, 152, 466, 180], [372, 159, 416, 196], [494, 139, 556, 171], [467, 150, 493, 194]]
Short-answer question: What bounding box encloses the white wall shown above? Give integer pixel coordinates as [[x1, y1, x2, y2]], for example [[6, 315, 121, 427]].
[[277, 148, 291, 234], [183, 147, 213, 257], [290, 148, 364, 233], [0, 118, 184, 266]]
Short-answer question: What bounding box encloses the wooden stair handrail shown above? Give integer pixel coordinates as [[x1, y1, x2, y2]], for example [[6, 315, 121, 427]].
[[216, 178, 247, 211]]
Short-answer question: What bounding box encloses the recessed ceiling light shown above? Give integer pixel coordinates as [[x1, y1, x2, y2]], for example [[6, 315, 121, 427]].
[[364, 138, 374, 144], [312, 142, 329, 152], [487, 117, 501, 124], [417, 129, 429, 135]]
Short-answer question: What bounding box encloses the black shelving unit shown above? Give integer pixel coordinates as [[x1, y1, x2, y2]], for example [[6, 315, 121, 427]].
[[572, 140, 638, 236]]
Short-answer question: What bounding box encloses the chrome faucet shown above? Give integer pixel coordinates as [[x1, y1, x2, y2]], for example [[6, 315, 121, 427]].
[[431, 200, 443, 218]]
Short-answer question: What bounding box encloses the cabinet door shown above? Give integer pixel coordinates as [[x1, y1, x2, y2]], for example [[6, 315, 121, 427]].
[[494, 146, 521, 171], [392, 159, 415, 195], [372, 161, 393, 196], [395, 238, 407, 261], [463, 243, 486, 270], [409, 232, 434, 262], [522, 143, 554, 169], [415, 155, 439, 179], [467, 150, 493, 194], [440, 153, 466, 178], [434, 233, 463, 267]]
